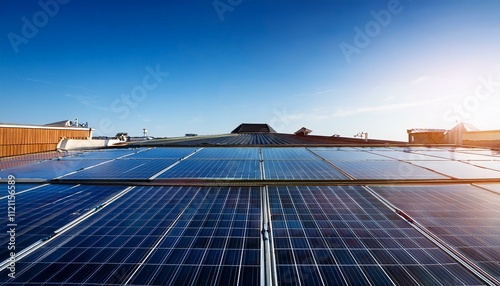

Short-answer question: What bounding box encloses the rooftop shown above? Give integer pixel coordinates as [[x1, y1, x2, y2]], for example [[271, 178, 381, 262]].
[[0, 124, 498, 285]]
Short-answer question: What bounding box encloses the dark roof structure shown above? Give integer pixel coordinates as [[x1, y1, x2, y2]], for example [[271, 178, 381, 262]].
[[129, 124, 404, 147], [0, 124, 499, 285], [127, 133, 404, 147], [231, 123, 277, 134]]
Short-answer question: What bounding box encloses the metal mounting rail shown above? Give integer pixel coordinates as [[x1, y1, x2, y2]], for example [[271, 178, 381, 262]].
[[259, 147, 265, 181], [261, 185, 278, 286], [46, 177, 500, 187]]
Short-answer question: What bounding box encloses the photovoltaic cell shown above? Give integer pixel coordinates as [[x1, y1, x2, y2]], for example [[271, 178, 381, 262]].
[[123, 147, 198, 159], [449, 147, 492, 152], [61, 159, 177, 180], [309, 147, 359, 151], [330, 161, 450, 180], [393, 147, 444, 151], [412, 150, 500, 161], [310, 150, 392, 161], [156, 160, 261, 179], [0, 159, 110, 180], [264, 160, 348, 180], [466, 161, 500, 172], [370, 184, 500, 282], [0, 151, 64, 169], [190, 148, 259, 160], [0, 145, 497, 285], [409, 160, 500, 179], [63, 149, 139, 160], [262, 148, 320, 160], [0, 184, 127, 261], [0, 186, 261, 286], [268, 186, 484, 285], [475, 183, 500, 194], [0, 183, 43, 195], [353, 147, 394, 151], [368, 150, 446, 161], [128, 186, 261, 285], [459, 149, 500, 157]]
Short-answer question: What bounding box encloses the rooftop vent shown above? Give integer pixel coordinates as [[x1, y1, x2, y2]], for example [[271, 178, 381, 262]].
[[231, 123, 277, 134]]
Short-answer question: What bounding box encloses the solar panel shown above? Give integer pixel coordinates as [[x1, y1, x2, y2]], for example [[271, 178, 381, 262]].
[[190, 148, 260, 160], [0, 145, 497, 285], [310, 149, 393, 161], [63, 149, 139, 160], [262, 148, 320, 160], [412, 150, 500, 161], [466, 161, 500, 172], [309, 147, 359, 151], [123, 147, 198, 159], [409, 161, 500, 179], [268, 186, 484, 285], [156, 160, 261, 180], [264, 160, 348, 180], [0, 186, 261, 285], [0, 184, 127, 263], [128, 186, 261, 285], [0, 159, 110, 180], [353, 147, 394, 151], [369, 184, 500, 281], [475, 183, 500, 194], [0, 183, 43, 195], [459, 149, 500, 157], [61, 159, 177, 180], [330, 161, 450, 180], [384, 147, 444, 152], [368, 150, 446, 161], [449, 147, 492, 152]]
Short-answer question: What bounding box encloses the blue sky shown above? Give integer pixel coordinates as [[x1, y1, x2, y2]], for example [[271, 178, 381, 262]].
[[1, 0, 500, 140]]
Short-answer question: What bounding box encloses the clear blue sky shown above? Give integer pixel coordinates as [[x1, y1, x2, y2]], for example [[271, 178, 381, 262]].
[[1, 0, 500, 140]]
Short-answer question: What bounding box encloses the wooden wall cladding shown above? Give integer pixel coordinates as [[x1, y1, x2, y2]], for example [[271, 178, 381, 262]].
[[0, 126, 91, 157]]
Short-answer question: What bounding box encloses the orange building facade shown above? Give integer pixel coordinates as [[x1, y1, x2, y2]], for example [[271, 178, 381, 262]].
[[0, 124, 92, 157]]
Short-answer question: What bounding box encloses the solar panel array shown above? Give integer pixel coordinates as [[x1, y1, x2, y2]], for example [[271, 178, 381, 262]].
[[3, 147, 500, 182], [268, 186, 483, 285], [0, 146, 499, 285], [369, 185, 500, 282]]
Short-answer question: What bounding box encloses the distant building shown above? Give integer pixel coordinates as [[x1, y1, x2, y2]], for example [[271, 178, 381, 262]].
[[408, 122, 500, 148], [407, 128, 446, 144], [115, 132, 129, 141], [444, 122, 479, 145], [0, 121, 92, 157]]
